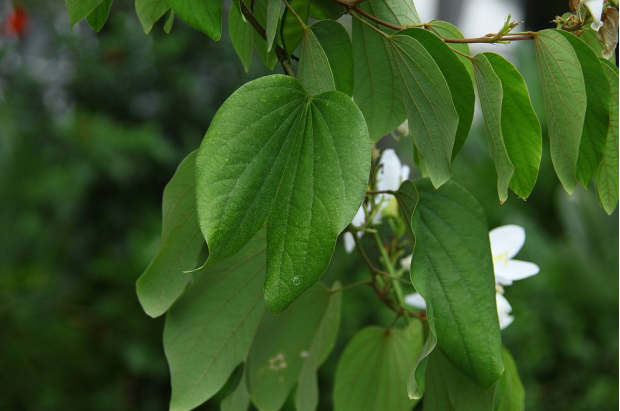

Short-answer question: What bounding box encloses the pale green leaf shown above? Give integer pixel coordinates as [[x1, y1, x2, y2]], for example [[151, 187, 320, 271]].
[[195, 75, 370, 314], [407, 328, 437, 399], [266, 0, 280, 52], [310, 20, 353, 96], [136, 151, 204, 318], [281, 0, 310, 55], [164, 9, 175, 33], [374, 0, 421, 25], [86, 0, 112, 32], [168, 0, 222, 40], [229, 0, 253, 73], [65, 0, 105, 27], [428, 20, 473, 79], [298, 28, 336, 96], [494, 347, 525, 411], [135, 0, 170, 34]]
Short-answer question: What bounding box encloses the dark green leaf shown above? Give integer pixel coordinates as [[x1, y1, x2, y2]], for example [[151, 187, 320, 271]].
[[266, 0, 280, 52], [229, 0, 253, 73], [65, 0, 105, 27], [136, 151, 204, 318], [309, 0, 344, 20], [428, 20, 473, 79], [86, 0, 112, 32], [310, 20, 353, 96], [555, 30, 611, 187], [298, 28, 336, 96], [135, 0, 170, 34], [389, 34, 459, 188], [494, 347, 525, 411], [534, 29, 587, 194], [221, 367, 250, 411], [281, 0, 310, 55], [251, 0, 279, 70], [195, 75, 370, 314], [168, 0, 222, 40], [394, 179, 419, 242], [410, 179, 503, 389]]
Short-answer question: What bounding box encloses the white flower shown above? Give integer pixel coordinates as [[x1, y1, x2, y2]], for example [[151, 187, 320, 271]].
[[344, 149, 409, 253], [584, 0, 605, 31], [397, 120, 409, 137], [404, 224, 539, 330]]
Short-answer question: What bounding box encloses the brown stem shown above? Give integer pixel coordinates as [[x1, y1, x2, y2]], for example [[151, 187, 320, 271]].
[[443, 35, 534, 43]]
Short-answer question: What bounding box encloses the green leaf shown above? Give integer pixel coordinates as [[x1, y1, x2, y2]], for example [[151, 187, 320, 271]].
[[281, 0, 310, 55], [555, 30, 611, 187], [494, 347, 525, 411], [229, 0, 253, 73], [298, 28, 336, 96], [251, 0, 279, 70], [423, 348, 496, 411], [428, 20, 473, 79], [221, 367, 250, 411], [248, 283, 341, 411], [135, 0, 170, 34], [195, 75, 370, 314], [407, 327, 437, 399], [310, 20, 353, 96], [164, 231, 267, 411], [373, 0, 421, 25], [164, 9, 175, 33], [410, 178, 503, 389], [168, 0, 222, 40], [400, 28, 475, 160], [309, 0, 344, 20], [389, 34, 459, 188], [334, 323, 424, 411], [394, 179, 419, 242], [86, 0, 112, 32], [266, 0, 280, 52], [136, 151, 204, 318], [594, 59, 619, 214], [65, 0, 105, 27], [534, 29, 587, 194]]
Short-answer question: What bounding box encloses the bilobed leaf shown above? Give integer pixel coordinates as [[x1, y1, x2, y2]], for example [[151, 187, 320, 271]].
[[334, 322, 424, 411], [164, 230, 267, 411], [555, 30, 611, 187], [298, 28, 336, 96], [281, 0, 310, 55], [389, 34, 459, 188], [266, 0, 280, 52], [423, 348, 496, 411], [401, 28, 475, 160], [86, 0, 112, 32], [168, 0, 222, 40], [248, 283, 341, 411], [164, 9, 175, 33], [65, 0, 105, 27], [135, 0, 170, 34], [534, 29, 587, 194], [310, 20, 353, 96], [428, 20, 473, 79], [229, 0, 253, 72], [494, 347, 525, 411], [136, 151, 204, 318], [309, 0, 344, 19], [195, 75, 370, 314], [594, 59, 619, 214], [410, 179, 503, 389]]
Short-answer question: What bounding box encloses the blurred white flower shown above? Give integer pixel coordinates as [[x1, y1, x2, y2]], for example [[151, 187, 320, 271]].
[[584, 0, 605, 31], [344, 149, 409, 253], [397, 120, 409, 137], [404, 224, 539, 330]]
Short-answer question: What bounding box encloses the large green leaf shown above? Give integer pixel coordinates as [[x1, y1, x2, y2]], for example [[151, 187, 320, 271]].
[[389, 34, 459, 188], [266, 0, 280, 52], [248, 283, 341, 411], [164, 230, 267, 411], [555, 30, 611, 187], [423, 348, 496, 411], [401, 28, 474, 161], [195, 75, 370, 314], [136, 151, 204, 318], [494, 348, 525, 411], [334, 322, 424, 411], [298, 28, 336, 96], [310, 20, 353, 96], [135, 0, 170, 34], [534, 29, 587, 194], [65, 0, 105, 26], [86, 0, 112, 32], [427, 20, 473, 79], [281, 0, 310, 55], [594, 59, 619, 215], [410, 178, 503, 389], [168, 0, 222, 40]]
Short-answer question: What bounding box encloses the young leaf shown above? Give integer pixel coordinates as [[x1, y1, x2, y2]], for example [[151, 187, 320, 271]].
[[168, 0, 222, 40], [195, 75, 370, 314], [410, 178, 504, 389], [423, 348, 496, 411], [86, 0, 112, 32], [136, 151, 204, 318], [534, 29, 587, 194], [334, 323, 424, 411], [394, 179, 419, 242], [389, 34, 459, 188], [401, 28, 475, 161], [555, 30, 611, 187], [164, 9, 175, 33], [248, 283, 341, 411], [310, 20, 353, 96], [298, 28, 336, 96], [229, 0, 253, 73], [427, 20, 473, 79], [65, 0, 105, 27], [407, 327, 437, 399], [266, 0, 280, 52], [164, 231, 267, 411], [594, 59, 619, 214], [494, 347, 525, 411], [251, 0, 279, 70], [135, 0, 170, 34], [281, 0, 311, 55]]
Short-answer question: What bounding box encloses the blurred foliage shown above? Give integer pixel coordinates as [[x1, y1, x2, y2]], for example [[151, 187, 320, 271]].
[[0, 1, 617, 411]]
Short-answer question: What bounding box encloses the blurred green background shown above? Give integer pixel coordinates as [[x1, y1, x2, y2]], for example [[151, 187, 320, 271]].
[[0, 1, 617, 410]]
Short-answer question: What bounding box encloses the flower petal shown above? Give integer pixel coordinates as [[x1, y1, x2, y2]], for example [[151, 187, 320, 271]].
[[400, 254, 413, 271], [405, 292, 427, 309], [489, 224, 525, 259], [584, 0, 604, 31], [496, 292, 514, 330], [351, 204, 366, 226], [343, 232, 356, 253], [377, 149, 403, 192], [494, 259, 540, 286]]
